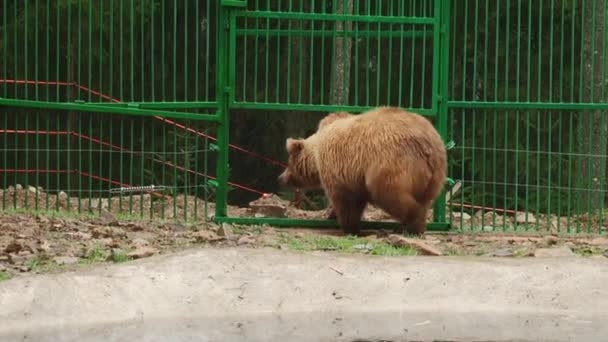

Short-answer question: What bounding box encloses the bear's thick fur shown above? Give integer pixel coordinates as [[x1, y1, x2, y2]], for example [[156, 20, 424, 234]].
[[317, 111, 352, 131], [278, 106, 447, 235]]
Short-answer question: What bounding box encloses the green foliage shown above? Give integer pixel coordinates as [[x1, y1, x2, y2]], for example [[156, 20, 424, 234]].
[[281, 234, 417, 256], [0, 271, 11, 282]]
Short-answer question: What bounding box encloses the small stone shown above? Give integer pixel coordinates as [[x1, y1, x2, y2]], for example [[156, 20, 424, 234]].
[[51, 222, 64, 231], [75, 232, 92, 240], [131, 238, 150, 248], [125, 223, 145, 232], [111, 248, 124, 255], [19, 266, 30, 273], [0, 255, 9, 262], [195, 230, 223, 242], [91, 227, 106, 238], [0, 264, 7, 272], [452, 212, 471, 220], [352, 243, 373, 252], [108, 227, 127, 238], [543, 235, 559, 246], [534, 245, 575, 258], [165, 223, 185, 231], [8, 253, 27, 265], [218, 223, 233, 237], [53, 256, 79, 265], [386, 235, 442, 256], [516, 212, 537, 224], [101, 238, 119, 247], [4, 240, 24, 254], [237, 235, 256, 245], [57, 191, 68, 209], [491, 248, 514, 257], [36, 215, 50, 223], [480, 211, 504, 225], [99, 210, 119, 226], [249, 202, 287, 218], [110, 248, 126, 260], [92, 227, 125, 239], [15, 184, 23, 190], [38, 240, 52, 252], [127, 246, 158, 259]]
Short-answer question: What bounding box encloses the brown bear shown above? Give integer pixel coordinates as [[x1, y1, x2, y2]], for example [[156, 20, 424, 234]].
[[278, 106, 447, 235]]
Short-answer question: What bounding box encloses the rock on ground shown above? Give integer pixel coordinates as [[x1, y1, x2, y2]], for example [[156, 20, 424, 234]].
[[386, 234, 442, 256], [126, 246, 158, 259]]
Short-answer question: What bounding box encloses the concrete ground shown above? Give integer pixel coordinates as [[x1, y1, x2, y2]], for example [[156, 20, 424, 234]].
[[1, 247, 607, 342]]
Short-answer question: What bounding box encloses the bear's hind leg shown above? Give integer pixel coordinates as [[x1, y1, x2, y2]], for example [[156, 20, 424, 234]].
[[405, 206, 429, 235], [374, 193, 426, 235], [367, 176, 427, 235], [329, 189, 367, 236]]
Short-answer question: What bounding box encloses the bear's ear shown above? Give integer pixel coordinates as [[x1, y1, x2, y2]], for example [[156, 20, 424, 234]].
[[286, 138, 304, 154]]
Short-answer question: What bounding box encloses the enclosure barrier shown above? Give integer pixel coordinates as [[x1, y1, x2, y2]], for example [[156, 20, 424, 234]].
[[2, 0, 608, 235], [447, 0, 608, 235], [213, 0, 451, 231]]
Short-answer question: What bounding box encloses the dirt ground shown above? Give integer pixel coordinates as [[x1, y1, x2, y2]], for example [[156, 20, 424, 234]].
[[1, 186, 608, 280]]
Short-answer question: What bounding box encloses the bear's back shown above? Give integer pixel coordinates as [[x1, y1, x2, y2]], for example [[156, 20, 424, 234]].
[[317, 106, 445, 163]]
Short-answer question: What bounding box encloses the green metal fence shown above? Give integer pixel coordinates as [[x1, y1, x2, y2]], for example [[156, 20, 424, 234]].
[[447, 0, 608, 235], [1, 0, 608, 235], [0, 1, 220, 221]]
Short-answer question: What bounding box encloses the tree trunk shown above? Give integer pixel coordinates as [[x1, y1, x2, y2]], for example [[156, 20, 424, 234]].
[[577, 0, 607, 214], [329, 0, 354, 105], [284, 0, 315, 137]]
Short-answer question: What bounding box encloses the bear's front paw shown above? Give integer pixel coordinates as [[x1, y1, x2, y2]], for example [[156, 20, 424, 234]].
[[325, 207, 337, 220]]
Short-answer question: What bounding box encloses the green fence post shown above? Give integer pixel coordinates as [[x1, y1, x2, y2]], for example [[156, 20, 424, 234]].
[[215, 0, 246, 220], [432, 0, 451, 228], [215, 4, 230, 219]]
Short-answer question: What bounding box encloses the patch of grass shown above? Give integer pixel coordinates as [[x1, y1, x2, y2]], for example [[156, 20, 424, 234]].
[[109, 249, 132, 263], [80, 244, 110, 265], [512, 248, 534, 257], [26, 257, 63, 273], [572, 246, 605, 257], [229, 224, 264, 236], [368, 243, 418, 256], [281, 234, 416, 256], [0, 271, 11, 282]]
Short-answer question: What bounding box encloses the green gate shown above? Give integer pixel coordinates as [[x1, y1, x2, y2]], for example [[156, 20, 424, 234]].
[[214, 0, 452, 231]]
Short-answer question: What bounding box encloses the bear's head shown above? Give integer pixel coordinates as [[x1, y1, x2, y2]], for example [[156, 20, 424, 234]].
[[278, 137, 321, 191]]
